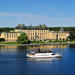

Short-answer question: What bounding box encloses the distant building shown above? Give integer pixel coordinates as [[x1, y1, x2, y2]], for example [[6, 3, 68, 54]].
[[0, 25, 69, 42]]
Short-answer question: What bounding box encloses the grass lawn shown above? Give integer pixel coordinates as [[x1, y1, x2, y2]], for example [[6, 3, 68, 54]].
[[71, 40, 75, 42], [0, 42, 19, 44]]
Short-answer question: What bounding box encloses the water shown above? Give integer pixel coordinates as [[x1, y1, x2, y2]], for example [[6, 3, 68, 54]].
[[0, 44, 75, 75]]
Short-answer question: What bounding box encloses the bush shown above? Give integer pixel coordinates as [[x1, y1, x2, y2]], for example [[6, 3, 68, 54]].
[[0, 38, 5, 42]]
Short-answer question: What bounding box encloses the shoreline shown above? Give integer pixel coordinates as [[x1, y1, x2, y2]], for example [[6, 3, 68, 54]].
[[0, 42, 75, 46]]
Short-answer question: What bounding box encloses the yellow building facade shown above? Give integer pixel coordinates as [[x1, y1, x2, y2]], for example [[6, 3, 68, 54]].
[[0, 29, 69, 42], [0, 32, 21, 42]]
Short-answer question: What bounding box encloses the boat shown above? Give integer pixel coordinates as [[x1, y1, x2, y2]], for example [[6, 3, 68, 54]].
[[27, 51, 62, 58]]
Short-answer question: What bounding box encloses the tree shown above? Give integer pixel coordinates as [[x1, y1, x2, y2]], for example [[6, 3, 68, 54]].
[[17, 33, 30, 44], [0, 27, 14, 32], [41, 24, 47, 29], [28, 25, 33, 29], [37, 24, 42, 29], [0, 38, 5, 42], [69, 31, 75, 40]]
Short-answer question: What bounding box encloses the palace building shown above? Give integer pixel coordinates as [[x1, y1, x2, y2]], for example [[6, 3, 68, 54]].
[[0, 25, 69, 42]]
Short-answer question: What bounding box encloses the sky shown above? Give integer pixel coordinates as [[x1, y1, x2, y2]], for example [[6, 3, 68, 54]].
[[0, 0, 75, 27]]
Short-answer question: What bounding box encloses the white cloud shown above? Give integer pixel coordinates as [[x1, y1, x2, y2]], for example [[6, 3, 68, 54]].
[[0, 12, 75, 27]]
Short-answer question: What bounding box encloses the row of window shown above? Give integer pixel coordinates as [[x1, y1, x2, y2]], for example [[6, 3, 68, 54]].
[[25, 30, 49, 32], [16, 30, 49, 33], [28, 33, 47, 35], [30, 36, 46, 39], [5, 34, 18, 38]]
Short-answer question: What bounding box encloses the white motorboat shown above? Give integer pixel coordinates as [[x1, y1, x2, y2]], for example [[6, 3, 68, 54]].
[[27, 51, 62, 58]]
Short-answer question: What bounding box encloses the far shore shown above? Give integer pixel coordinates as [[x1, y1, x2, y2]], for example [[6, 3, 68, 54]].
[[0, 42, 75, 46]]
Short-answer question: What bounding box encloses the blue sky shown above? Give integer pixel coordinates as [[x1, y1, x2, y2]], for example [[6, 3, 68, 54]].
[[0, 0, 75, 27]]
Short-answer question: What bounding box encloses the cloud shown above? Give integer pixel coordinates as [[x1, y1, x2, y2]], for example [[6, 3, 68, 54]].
[[0, 12, 75, 27]]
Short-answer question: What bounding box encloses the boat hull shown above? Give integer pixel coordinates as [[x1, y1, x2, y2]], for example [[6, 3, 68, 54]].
[[27, 53, 62, 58]]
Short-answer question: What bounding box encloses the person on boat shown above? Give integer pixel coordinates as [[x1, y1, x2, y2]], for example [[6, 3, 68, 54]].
[[38, 47, 41, 53]]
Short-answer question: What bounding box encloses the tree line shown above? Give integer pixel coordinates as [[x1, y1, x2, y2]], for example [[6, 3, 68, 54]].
[[0, 27, 14, 32], [15, 24, 48, 30], [0, 24, 75, 31]]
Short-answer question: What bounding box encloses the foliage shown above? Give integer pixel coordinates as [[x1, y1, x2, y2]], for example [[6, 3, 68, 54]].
[[69, 31, 75, 40], [32, 40, 45, 44], [31, 39, 68, 44], [0, 27, 14, 32], [17, 33, 30, 44], [15, 24, 47, 30], [0, 38, 5, 42]]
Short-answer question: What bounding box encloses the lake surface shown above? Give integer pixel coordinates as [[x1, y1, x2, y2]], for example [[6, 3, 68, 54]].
[[0, 44, 75, 75]]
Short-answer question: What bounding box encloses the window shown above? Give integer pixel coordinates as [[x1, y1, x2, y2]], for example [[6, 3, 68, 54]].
[[9, 34, 11, 38]]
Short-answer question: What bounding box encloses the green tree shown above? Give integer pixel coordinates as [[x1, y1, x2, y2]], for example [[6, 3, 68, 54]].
[[0, 27, 14, 32], [41, 24, 47, 29], [0, 38, 5, 42], [28, 25, 33, 29], [17, 33, 30, 44], [69, 31, 75, 40]]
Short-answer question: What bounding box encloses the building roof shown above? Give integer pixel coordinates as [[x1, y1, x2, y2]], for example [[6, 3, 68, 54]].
[[59, 27, 65, 32]]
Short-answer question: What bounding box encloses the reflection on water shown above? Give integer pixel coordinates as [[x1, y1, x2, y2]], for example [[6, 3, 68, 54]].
[[27, 44, 67, 54], [27, 57, 62, 62], [28, 44, 67, 51], [0, 45, 27, 53], [0, 44, 67, 53], [69, 44, 75, 48], [0, 44, 75, 75]]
